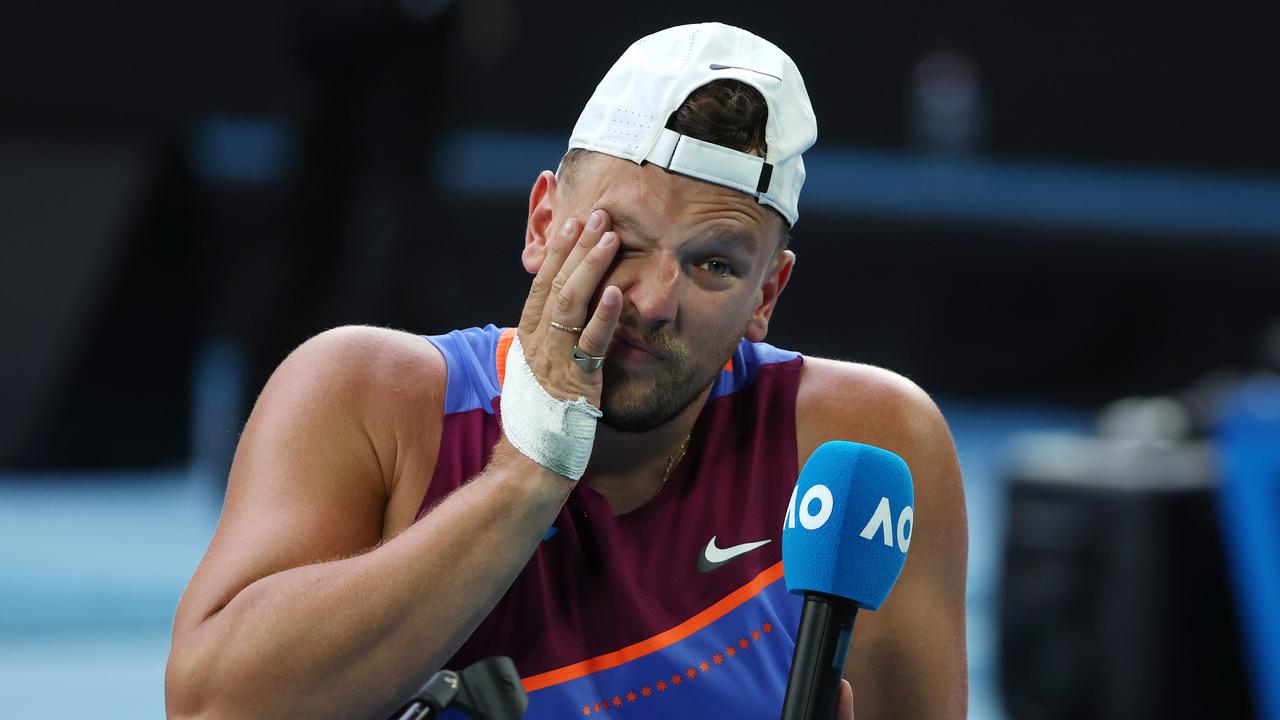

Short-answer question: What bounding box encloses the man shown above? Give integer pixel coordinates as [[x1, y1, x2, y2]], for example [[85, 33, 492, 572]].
[[166, 22, 968, 720]]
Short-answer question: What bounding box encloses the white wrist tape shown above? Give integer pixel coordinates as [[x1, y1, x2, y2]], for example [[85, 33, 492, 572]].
[[499, 334, 602, 480]]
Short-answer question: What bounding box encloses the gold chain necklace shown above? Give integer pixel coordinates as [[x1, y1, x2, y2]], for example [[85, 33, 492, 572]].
[[579, 432, 693, 518], [657, 432, 693, 495]]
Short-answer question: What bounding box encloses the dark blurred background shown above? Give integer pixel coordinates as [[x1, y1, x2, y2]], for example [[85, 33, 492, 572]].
[[2, 1, 1279, 718], [5, 0, 1279, 469]]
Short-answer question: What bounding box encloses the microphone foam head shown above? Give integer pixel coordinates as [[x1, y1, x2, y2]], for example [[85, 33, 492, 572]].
[[782, 441, 915, 610]]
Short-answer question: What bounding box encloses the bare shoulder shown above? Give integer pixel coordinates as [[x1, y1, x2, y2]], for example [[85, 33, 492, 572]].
[[795, 355, 963, 569], [796, 355, 948, 463], [277, 324, 446, 416], [263, 324, 448, 518]]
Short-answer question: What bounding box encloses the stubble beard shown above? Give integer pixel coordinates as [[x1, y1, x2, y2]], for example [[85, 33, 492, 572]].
[[599, 314, 749, 433]]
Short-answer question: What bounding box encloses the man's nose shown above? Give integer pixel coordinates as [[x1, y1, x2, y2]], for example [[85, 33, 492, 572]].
[[622, 254, 681, 327]]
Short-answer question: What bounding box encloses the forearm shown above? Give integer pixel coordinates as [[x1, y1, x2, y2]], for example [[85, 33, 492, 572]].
[[167, 440, 571, 720]]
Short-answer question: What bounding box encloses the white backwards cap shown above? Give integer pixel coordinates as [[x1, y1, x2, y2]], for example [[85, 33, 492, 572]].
[[567, 22, 818, 226]]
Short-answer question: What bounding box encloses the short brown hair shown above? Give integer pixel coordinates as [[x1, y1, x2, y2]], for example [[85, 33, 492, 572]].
[[559, 80, 789, 247], [560, 79, 768, 179]]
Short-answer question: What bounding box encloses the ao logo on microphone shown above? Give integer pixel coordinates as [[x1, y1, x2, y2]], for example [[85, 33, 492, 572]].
[[858, 496, 912, 554], [785, 485, 913, 554], [785, 484, 835, 530]]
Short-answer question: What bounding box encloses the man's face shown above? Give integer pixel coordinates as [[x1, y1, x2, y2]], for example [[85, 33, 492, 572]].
[[552, 154, 792, 432]]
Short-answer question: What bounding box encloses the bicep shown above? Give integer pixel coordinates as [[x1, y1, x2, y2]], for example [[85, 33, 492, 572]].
[[842, 393, 969, 718], [798, 359, 968, 718], [845, 590, 967, 719]]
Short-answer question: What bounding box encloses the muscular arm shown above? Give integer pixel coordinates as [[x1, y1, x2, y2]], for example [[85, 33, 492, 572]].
[[798, 358, 969, 719], [167, 202, 621, 720], [165, 327, 573, 720]]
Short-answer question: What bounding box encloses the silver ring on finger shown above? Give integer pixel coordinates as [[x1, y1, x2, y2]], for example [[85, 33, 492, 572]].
[[550, 320, 584, 334], [572, 345, 606, 371]]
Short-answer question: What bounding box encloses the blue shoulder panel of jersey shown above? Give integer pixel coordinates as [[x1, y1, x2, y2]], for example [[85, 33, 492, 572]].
[[424, 325, 505, 415], [706, 338, 802, 403]]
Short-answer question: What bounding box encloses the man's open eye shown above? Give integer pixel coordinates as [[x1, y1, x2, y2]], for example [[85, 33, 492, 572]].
[[698, 259, 735, 276]]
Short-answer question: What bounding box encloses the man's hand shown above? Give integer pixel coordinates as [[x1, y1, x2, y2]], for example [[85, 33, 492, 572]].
[[516, 208, 623, 406], [838, 678, 855, 719]]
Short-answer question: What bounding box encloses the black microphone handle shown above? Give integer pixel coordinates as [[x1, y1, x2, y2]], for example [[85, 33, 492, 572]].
[[780, 594, 858, 720], [390, 700, 434, 720]]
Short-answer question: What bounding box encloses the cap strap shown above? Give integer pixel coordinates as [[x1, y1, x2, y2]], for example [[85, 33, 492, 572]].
[[643, 128, 772, 197]]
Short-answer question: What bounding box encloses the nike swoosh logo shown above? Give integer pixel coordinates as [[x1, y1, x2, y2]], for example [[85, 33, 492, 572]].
[[697, 536, 772, 573], [709, 63, 782, 82]]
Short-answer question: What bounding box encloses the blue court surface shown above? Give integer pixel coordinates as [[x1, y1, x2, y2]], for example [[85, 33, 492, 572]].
[[0, 400, 1088, 719]]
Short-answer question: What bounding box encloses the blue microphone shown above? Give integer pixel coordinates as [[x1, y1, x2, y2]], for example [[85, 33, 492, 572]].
[[780, 441, 915, 720]]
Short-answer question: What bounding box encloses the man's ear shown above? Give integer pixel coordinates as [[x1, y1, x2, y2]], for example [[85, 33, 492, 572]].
[[744, 249, 795, 343], [523, 170, 559, 274]]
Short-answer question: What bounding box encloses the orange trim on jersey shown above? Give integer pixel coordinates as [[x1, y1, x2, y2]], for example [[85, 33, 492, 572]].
[[521, 561, 784, 693], [723, 357, 734, 372], [495, 328, 516, 387]]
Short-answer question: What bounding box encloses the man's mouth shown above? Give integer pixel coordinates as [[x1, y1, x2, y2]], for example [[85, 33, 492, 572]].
[[610, 329, 662, 361]]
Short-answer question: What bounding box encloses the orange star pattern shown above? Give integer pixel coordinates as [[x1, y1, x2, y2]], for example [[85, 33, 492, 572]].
[[575, 618, 783, 712]]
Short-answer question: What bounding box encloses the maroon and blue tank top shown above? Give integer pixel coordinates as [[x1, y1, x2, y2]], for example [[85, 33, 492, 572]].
[[419, 325, 805, 719]]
